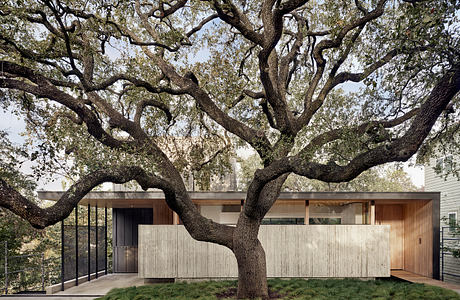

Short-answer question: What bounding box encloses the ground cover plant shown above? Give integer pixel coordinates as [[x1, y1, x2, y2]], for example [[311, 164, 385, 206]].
[[95, 278, 460, 300]]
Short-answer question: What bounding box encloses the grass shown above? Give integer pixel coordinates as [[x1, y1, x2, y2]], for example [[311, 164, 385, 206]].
[[95, 278, 460, 300]]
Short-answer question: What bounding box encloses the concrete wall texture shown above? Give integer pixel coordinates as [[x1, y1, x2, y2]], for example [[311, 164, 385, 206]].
[[138, 225, 390, 279]]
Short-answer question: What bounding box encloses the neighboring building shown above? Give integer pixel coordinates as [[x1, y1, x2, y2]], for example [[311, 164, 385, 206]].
[[38, 190, 440, 292], [113, 157, 238, 193], [113, 136, 237, 192], [425, 155, 460, 282]]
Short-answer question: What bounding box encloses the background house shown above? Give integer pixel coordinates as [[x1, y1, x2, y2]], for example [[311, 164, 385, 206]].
[[425, 155, 460, 283]]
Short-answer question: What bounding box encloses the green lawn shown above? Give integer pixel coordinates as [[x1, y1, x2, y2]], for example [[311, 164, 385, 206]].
[[95, 278, 460, 300]]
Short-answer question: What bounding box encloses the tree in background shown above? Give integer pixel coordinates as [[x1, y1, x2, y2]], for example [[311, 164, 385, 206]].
[[0, 0, 459, 298], [239, 154, 419, 192], [0, 131, 60, 292]]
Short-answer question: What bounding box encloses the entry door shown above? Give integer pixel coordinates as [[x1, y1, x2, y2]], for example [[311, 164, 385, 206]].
[[376, 204, 404, 269], [113, 208, 153, 272]]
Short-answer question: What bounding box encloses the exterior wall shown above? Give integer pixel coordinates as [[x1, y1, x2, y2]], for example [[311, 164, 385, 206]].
[[425, 157, 460, 282], [138, 225, 390, 279], [425, 157, 460, 221]]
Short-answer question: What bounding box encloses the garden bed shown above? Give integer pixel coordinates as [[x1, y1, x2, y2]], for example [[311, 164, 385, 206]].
[[95, 278, 460, 300]]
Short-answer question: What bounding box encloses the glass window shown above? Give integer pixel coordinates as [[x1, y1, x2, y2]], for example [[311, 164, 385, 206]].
[[449, 212, 457, 230], [445, 155, 453, 173], [261, 218, 305, 225], [309, 218, 341, 225], [222, 205, 241, 212], [436, 158, 444, 171], [436, 155, 454, 174], [310, 201, 365, 225]]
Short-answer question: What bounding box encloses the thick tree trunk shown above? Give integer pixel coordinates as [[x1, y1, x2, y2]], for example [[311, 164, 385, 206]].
[[233, 213, 269, 299]]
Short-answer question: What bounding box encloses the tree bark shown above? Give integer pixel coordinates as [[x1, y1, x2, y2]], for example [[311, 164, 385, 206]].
[[233, 213, 269, 299]]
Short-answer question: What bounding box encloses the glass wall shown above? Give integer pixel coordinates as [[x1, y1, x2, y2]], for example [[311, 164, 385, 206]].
[[309, 201, 367, 225], [199, 201, 371, 225]]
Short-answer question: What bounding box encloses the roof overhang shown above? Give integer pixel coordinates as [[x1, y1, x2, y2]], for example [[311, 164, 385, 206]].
[[37, 191, 441, 208]]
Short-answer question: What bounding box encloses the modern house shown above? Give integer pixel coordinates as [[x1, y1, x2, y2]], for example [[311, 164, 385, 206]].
[[425, 155, 460, 283], [38, 190, 440, 289]]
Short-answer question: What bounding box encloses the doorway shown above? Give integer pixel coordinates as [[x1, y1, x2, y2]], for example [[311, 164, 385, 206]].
[[376, 204, 404, 270], [113, 208, 153, 272]]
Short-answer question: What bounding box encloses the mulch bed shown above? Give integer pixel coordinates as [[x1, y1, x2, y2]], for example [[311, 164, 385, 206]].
[[216, 287, 285, 299]]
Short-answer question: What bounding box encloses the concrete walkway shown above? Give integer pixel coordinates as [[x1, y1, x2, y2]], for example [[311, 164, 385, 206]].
[[0, 274, 146, 300], [55, 273, 145, 296]]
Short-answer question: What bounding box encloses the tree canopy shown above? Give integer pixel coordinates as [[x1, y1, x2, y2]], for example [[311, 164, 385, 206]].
[[0, 0, 459, 298], [239, 153, 419, 191]]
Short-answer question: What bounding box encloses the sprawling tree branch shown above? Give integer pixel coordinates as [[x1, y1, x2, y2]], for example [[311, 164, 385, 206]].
[[298, 108, 420, 160], [0, 166, 234, 248], [134, 98, 173, 125], [297, 0, 387, 129], [0, 72, 128, 150], [248, 62, 460, 199], [211, 0, 264, 46], [0, 166, 171, 228]]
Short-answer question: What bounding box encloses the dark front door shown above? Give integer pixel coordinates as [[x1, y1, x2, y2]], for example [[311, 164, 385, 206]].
[[113, 208, 153, 272]]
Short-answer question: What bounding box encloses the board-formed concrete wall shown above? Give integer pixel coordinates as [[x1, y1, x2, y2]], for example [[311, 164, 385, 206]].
[[138, 225, 390, 279]]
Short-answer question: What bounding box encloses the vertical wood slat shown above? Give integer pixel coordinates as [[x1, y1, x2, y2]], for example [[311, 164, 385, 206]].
[[153, 202, 174, 224]]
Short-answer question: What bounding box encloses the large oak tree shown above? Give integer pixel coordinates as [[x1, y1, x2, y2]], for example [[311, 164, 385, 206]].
[[0, 0, 459, 298]]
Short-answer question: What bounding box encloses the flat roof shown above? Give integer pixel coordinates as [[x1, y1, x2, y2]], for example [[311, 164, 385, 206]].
[[37, 191, 440, 208]]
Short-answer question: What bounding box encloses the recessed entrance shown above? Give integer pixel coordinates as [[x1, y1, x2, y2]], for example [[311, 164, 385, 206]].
[[375, 200, 436, 278], [376, 204, 404, 269]]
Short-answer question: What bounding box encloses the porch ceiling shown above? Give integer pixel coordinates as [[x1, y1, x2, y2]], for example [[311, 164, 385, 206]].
[[37, 191, 440, 208]]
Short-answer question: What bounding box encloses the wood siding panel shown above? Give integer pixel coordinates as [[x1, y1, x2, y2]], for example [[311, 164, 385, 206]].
[[139, 225, 390, 279], [404, 201, 433, 277], [376, 205, 404, 269], [153, 202, 173, 225]]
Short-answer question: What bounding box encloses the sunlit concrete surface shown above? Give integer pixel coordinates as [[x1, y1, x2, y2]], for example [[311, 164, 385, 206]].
[[0, 273, 148, 299], [55, 273, 145, 295]]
